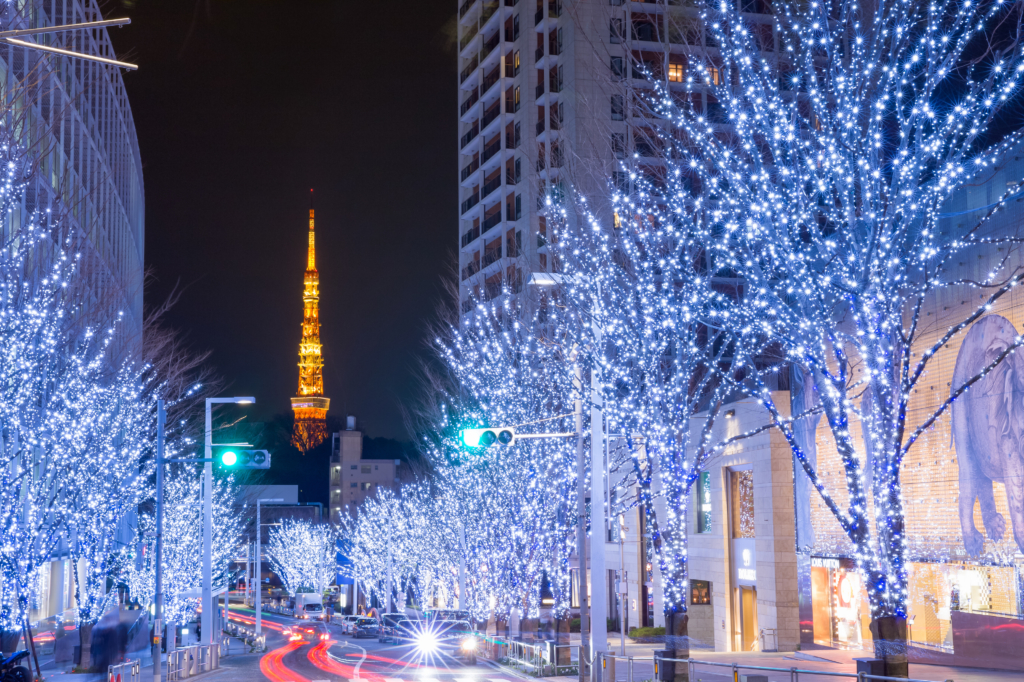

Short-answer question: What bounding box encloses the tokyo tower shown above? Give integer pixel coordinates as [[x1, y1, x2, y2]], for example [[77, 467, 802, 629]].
[[291, 190, 330, 452]]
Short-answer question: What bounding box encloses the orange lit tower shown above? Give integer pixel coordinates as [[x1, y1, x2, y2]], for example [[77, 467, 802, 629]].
[[291, 190, 329, 452]]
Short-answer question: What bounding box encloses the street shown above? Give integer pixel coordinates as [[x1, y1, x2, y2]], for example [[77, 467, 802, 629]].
[[216, 607, 515, 682]]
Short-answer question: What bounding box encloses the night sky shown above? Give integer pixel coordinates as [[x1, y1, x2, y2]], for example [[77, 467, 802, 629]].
[[109, 0, 458, 439]]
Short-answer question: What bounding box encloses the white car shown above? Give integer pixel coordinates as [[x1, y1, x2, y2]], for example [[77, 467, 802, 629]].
[[340, 615, 361, 634]]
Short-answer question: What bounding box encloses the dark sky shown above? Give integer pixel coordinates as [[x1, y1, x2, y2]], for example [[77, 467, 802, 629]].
[[109, 0, 457, 439]]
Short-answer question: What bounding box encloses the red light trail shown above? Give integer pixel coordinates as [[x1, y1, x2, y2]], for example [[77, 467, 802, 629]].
[[260, 641, 310, 682]]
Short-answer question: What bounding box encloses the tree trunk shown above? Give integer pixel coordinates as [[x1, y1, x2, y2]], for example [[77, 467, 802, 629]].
[[78, 622, 94, 672], [870, 615, 908, 678], [665, 611, 689, 682]]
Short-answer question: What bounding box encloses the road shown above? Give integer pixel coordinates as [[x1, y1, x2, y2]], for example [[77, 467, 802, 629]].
[[222, 607, 518, 682]]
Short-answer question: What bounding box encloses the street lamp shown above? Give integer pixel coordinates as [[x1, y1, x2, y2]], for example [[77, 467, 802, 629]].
[[0, 17, 138, 69], [202, 397, 254, 646], [255, 498, 284, 638]]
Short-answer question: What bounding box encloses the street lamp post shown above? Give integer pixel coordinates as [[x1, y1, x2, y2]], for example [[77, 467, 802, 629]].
[[528, 272, 608, 682], [203, 397, 254, 646], [255, 498, 284, 637]]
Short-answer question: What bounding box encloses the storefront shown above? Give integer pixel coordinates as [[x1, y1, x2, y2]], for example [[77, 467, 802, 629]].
[[809, 557, 870, 649]]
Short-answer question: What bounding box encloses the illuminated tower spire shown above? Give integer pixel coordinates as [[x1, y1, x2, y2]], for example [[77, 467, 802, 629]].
[[291, 189, 329, 452]]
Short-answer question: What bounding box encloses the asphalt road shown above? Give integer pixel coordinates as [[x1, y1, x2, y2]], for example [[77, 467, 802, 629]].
[[222, 607, 514, 682]]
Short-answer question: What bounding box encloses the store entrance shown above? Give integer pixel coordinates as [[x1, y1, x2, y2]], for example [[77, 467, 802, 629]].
[[738, 586, 757, 651]]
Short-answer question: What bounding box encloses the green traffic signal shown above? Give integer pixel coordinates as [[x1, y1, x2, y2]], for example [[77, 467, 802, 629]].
[[460, 427, 515, 449], [214, 448, 271, 469]]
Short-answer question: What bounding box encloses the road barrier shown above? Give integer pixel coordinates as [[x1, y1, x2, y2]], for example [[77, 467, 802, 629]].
[[487, 638, 580, 676], [225, 619, 266, 652], [166, 644, 221, 681], [107, 659, 140, 682], [641, 653, 956, 682]]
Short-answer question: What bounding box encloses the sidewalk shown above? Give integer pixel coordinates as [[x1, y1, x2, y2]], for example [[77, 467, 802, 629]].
[[509, 636, 1020, 682]]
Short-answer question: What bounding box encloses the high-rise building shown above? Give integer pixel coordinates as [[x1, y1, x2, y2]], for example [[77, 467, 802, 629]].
[[291, 192, 330, 452], [2, 0, 145, 342], [457, 1, 612, 315]]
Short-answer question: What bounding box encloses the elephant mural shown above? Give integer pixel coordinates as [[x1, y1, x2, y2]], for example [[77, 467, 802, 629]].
[[950, 314, 1024, 556]]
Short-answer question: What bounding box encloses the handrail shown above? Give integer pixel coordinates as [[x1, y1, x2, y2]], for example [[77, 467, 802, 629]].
[[639, 654, 956, 682]]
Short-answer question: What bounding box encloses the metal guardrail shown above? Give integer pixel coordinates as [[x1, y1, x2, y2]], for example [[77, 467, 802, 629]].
[[488, 638, 580, 676], [641, 654, 956, 682], [224, 620, 266, 652], [107, 659, 140, 682]]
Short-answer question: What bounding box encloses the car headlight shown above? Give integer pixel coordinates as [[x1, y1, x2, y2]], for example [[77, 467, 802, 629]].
[[460, 637, 477, 652], [415, 631, 439, 654]]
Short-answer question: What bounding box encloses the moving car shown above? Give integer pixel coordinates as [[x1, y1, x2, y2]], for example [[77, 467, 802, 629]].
[[352, 617, 379, 639], [414, 620, 479, 664], [379, 616, 416, 644]]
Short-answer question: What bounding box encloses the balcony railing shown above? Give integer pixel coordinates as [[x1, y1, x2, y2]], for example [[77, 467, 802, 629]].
[[504, 0, 519, 6], [536, 119, 545, 135], [506, 168, 520, 184], [461, 224, 481, 247], [482, 105, 501, 129], [461, 299, 473, 314], [482, 32, 500, 60], [461, 260, 481, 280], [460, 25, 479, 51], [482, 138, 501, 162], [480, 1, 498, 27], [482, 175, 501, 199], [506, 200, 522, 221], [482, 245, 502, 267], [549, 76, 562, 93], [535, 81, 544, 97], [460, 88, 479, 115], [460, 56, 478, 83], [505, 96, 520, 113], [535, 47, 544, 61], [482, 211, 502, 233], [459, 0, 476, 18], [461, 192, 480, 214], [461, 157, 480, 181], [505, 26, 519, 42], [460, 123, 479, 148], [506, 129, 521, 148], [482, 67, 500, 94]]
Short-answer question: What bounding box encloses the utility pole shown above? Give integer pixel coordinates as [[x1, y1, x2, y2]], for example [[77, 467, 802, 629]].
[[590, 328, 607, 682], [458, 523, 467, 612], [574, 363, 590, 682], [255, 498, 283, 637], [152, 400, 165, 682]]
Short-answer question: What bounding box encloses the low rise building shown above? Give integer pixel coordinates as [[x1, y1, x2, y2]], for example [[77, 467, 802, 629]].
[[329, 416, 402, 523]]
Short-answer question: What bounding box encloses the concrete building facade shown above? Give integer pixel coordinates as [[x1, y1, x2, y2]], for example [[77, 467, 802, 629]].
[[329, 417, 402, 523]]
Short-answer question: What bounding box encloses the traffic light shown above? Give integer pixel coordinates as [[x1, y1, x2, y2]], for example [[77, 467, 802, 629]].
[[460, 427, 515, 448], [216, 448, 271, 469]]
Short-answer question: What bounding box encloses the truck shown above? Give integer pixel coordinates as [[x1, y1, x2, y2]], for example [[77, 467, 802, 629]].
[[292, 592, 325, 620]]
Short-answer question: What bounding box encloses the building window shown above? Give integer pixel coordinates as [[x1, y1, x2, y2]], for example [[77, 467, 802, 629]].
[[514, 85, 521, 111], [691, 579, 711, 605], [361, 465, 371, 474], [350, 482, 357, 488], [668, 62, 684, 82], [350, 465, 357, 470], [611, 57, 624, 79], [696, 471, 712, 533], [613, 171, 629, 193], [612, 133, 625, 159], [610, 19, 623, 44], [611, 94, 624, 120], [708, 66, 722, 85], [361, 482, 372, 491], [513, 49, 521, 75], [730, 469, 755, 539]]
